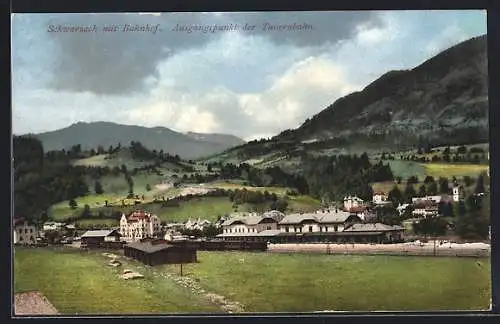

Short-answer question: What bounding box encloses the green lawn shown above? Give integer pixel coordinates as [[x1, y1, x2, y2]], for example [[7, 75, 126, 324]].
[[288, 195, 321, 212], [14, 247, 219, 314], [382, 160, 427, 180], [15, 248, 491, 314], [49, 194, 120, 221], [422, 163, 489, 178], [139, 197, 235, 223], [379, 160, 488, 182], [177, 252, 491, 312], [370, 181, 405, 194]]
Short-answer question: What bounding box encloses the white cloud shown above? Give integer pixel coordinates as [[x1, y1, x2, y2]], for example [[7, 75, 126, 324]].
[[12, 11, 487, 140], [425, 24, 469, 55]]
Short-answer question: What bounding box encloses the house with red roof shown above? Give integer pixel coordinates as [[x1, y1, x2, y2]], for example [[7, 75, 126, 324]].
[[372, 192, 390, 205], [120, 210, 162, 242]]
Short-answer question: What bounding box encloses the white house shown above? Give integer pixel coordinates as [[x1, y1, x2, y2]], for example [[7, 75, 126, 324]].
[[412, 195, 444, 204], [343, 195, 364, 211], [184, 218, 212, 230], [278, 210, 361, 234], [42, 222, 65, 231], [13, 219, 37, 245], [220, 210, 285, 235], [372, 192, 389, 205], [412, 201, 439, 218], [396, 203, 410, 216], [119, 210, 162, 242]]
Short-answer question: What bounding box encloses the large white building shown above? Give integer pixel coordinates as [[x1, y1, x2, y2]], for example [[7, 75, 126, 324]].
[[13, 219, 37, 245], [120, 210, 162, 242], [343, 195, 364, 211]]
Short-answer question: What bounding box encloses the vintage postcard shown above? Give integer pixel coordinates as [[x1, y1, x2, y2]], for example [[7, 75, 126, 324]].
[[11, 10, 491, 315]]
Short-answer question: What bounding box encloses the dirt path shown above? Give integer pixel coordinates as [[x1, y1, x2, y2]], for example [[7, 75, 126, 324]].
[[14, 291, 59, 316], [106, 253, 244, 313], [156, 271, 245, 313]]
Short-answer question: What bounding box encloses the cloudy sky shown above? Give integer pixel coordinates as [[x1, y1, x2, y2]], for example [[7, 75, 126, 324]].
[[12, 10, 486, 141]]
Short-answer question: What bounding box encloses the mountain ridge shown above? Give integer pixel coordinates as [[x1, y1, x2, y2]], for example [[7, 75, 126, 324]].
[[277, 34, 488, 146], [31, 121, 246, 160]]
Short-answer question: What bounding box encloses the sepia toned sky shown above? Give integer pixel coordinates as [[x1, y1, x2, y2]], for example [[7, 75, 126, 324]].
[[11, 10, 487, 140]]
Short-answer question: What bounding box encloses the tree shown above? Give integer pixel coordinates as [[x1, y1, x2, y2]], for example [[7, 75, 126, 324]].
[[69, 199, 78, 209], [146, 184, 152, 192], [388, 186, 404, 206], [438, 177, 449, 194], [412, 217, 448, 237], [403, 184, 417, 203], [475, 174, 485, 194], [418, 185, 427, 197], [463, 176, 474, 187], [94, 180, 104, 195], [427, 181, 438, 195], [81, 204, 91, 218], [457, 201, 467, 217], [44, 230, 62, 244], [457, 146, 467, 154], [424, 176, 435, 185], [271, 198, 289, 213], [407, 175, 419, 185], [375, 205, 401, 225]]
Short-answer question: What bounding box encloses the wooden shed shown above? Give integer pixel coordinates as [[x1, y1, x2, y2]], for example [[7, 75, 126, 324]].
[[124, 240, 197, 266], [81, 229, 123, 249]]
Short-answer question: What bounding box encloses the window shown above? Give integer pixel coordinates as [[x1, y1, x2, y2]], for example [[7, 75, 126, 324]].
[[308, 226, 313, 232], [319, 227, 322, 232], [325, 227, 328, 232], [285, 227, 289, 232], [334, 225, 338, 232], [299, 228, 302, 233], [267, 226, 271, 230]]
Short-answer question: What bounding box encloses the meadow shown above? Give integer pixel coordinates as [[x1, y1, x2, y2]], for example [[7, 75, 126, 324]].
[[48, 193, 320, 224], [14, 248, 491, 314], [422, 163, 489, 178], [381, 160, 488, 180], [13, 247, 219, 314]]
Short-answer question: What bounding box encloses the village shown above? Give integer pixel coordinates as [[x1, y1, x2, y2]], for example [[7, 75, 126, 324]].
[[13, 180, 491, 267]]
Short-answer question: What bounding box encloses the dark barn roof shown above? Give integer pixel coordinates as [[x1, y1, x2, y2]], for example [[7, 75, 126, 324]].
[[125, 241, 180, 254]]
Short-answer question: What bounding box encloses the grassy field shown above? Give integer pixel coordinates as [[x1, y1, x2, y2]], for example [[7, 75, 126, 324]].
[[382, 160, 427, 180], [49, 194, 120, 221], [381, 160, 488, 181], [49, 193, 321, 224], [14, 247, 219, 314], [15, 248, 491, 313], [288, 195, 322, 212], [371, 181, 405, 194], [175, 252, 491, 312], [151, 197, 235, 223], [208, 181, 293, 196], [422, 163, 489, 178]]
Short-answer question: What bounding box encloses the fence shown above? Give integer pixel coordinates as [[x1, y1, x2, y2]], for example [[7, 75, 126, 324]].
[[268, 243, 490, 258]]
